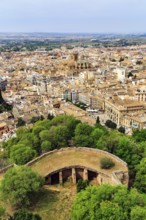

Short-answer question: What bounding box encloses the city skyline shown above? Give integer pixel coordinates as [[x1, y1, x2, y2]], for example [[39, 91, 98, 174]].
[[0, 0, 146, 33]]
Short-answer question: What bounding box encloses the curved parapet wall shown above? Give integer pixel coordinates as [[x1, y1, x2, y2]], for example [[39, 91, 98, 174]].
[[28, 147, 129, 186]]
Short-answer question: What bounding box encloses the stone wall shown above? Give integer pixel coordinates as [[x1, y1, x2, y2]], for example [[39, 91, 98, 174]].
[[26, 147, 127, 168], [0, 164, 15, 174], [0, 147, 128, 186]]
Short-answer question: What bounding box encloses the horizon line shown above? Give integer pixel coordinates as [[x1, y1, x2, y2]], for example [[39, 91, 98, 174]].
[[0, 32, 146, 35]]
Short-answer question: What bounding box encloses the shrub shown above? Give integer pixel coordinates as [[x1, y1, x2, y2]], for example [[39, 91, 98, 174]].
[[77, 179, 89, 193], [105, 120, 117, 129], [118, 126, 125, 134], [16, 118, 26, 127], [100, 157, 115, 169]]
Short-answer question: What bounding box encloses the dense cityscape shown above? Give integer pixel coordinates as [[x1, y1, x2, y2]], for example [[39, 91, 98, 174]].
[[0, 34, 146, 219], [1, 0, 146, 219], [1, 41, 146, 140]]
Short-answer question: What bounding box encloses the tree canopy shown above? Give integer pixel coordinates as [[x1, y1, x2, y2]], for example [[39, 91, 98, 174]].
[[72, 185, 146, 220], [10, 144, 37, 165], [3, 116, 81, 164], [134, 158, 146, 193], [105, 119, 117, 129], [1, 166, 44, 208]]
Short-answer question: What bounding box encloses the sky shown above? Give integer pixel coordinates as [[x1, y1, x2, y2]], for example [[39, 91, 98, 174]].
[[0, 0, 146, 33]]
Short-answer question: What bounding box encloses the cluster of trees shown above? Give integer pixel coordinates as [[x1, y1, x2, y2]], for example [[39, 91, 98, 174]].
[[2, 115, 108, 165], [72, 184, 146, 220], [3, 115, 146, 189], [105, 120, 125, 134], [0, 42, 52, 52], [3, 115, 81, 165], [0, 40, 77, 52], [2, 115, 146, 219], [71, 127, 146, 219], [16, 115, 45, 128], [0, 166, 43, 219]]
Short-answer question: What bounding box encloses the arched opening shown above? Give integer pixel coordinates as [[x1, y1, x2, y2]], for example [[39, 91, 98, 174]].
[[45, 176, 50, 184], [45, 167, 100, 186], [88, 170, 98, 182], [76, 168, 84, 182], [62, 168, 72, 183], [51, 172, 59, 185]]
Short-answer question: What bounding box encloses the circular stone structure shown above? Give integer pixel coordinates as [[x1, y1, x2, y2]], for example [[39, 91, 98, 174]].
[[27, 147, 129, 186], [27, 147, 129, 185]]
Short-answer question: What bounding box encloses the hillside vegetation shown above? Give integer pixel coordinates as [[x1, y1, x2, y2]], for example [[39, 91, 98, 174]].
[[1, 115, 146, 219]]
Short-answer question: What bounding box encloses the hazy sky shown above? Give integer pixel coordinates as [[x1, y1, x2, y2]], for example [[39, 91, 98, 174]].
[[0, 0, 145, 33]]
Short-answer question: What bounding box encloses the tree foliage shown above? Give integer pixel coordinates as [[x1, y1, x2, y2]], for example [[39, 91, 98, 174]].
[[96, 116, 100, 124], [77, 179, 89, 193], [105, 120, 117, 129], [1, 166, 44, 207], [75, 123, 93, 136], [72, 185, 146, 220], [48, 125, 69, 148], [41, 140, 52, 152], [9, 210, 42, 220], [16, 118, 26, 127], [130, 206, 146, 220], [10, 144, 37, 165], [118, 126, 125, 134], [3, 116, 81, 164], [132, 129, 146, 142], [97, 133, 142, 173], [134, 158, 146, 193], [74, 123, 94, 147], [0, 207, 5, 218], [31, 116, 44, 124]]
